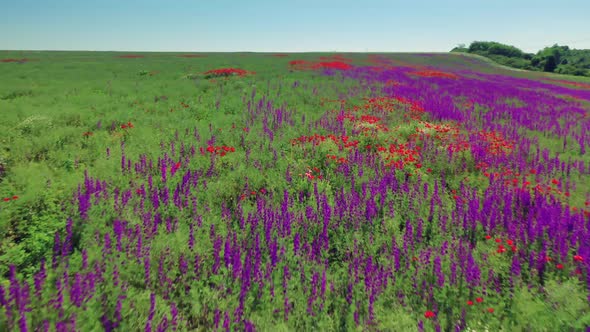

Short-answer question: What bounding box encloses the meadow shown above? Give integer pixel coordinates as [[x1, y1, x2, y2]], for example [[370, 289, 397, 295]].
[[1, 51, 590, 331]]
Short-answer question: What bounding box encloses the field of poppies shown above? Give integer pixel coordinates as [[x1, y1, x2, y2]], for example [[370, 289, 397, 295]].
[[1, 51, 590, 331]]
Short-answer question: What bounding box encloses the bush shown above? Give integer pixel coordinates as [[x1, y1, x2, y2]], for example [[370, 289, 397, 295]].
[[468, 41, 525, 58], [555, 64, 588, 76]]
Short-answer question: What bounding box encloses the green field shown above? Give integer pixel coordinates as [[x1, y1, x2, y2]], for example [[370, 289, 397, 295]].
[[1, 51, 590, 331]]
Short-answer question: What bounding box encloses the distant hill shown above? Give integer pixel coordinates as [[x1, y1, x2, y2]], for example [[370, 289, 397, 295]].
[[451, 41, 590, 77]]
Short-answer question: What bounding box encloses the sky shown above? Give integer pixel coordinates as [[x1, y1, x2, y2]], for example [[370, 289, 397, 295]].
[[1, 0, 589, 53]]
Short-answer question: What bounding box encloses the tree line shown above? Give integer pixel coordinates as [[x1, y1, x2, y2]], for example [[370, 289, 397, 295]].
[[451, 41, 590, 77]]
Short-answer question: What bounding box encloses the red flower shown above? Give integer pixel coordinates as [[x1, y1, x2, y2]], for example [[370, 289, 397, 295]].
[[3, 198, 10, 202], [495, 238, 502, 243], [12, 196, 18, 200], [487, 308, 494, 313], [556, 263, 564, 269], [485, 235, 491, 240], [467, 300, 474, 306], [424, 311, 436, 319], [506, 239, 513, 246], [574, 255, 584, 262], [551, 179, 560, 185], [475, 297, 483, 303], [121, 124, 128, 129]]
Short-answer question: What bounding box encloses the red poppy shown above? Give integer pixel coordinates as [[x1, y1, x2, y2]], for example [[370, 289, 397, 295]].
[[556, 264, 564, 269], [506, 240, 513, 246], [424, 311, 436, 319], [12, 196, 18, 200], [495, 238, 502, 243], [3, 198, 10, 202], [551, 179, 560, 185], [487, 308, 494, 313], [475, 297, 483, 303], [467, 300, 474, 306], [203, 68, 254, 78], [121, 124, 128, 129], [574, 255, 584, 262], [485, 235, 491, 240]]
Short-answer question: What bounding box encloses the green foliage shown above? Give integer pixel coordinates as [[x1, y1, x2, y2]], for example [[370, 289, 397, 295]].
[[451, 44, 468, 53], [555, 64, 589, 76], [457, 41, 590, 76], [0, 163, 67, 279], [1, 89, 33, 100], [507, 279, 590, 331], [468, 41, 525, 58], [543, 55, 558, 72]]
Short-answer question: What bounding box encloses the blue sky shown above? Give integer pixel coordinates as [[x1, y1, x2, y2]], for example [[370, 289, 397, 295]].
[[1, 0, 589, 52]]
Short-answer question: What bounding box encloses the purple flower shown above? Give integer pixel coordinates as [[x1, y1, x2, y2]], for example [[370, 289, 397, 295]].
[[148, 293, 156, 321], [223, 311, 231, 332]]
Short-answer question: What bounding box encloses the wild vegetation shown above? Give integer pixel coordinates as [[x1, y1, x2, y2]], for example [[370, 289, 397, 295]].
[[1, 51, 589, 331]]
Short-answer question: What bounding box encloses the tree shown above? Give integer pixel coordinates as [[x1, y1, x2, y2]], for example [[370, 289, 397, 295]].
[[543, 55, 557, 72]]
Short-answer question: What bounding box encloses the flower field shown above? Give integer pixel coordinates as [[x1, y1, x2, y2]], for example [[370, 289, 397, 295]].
[[1, 51, 590, 331]]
